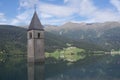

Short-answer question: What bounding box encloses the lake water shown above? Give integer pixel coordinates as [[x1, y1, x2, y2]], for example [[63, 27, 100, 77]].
[[0, 55, 120, 80]]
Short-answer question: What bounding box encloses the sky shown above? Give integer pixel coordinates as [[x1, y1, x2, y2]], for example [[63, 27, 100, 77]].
[[0, 0, 120, 26]]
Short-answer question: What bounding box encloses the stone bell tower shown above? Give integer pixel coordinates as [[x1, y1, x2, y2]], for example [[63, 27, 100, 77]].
[[27, 11, 45, 63]]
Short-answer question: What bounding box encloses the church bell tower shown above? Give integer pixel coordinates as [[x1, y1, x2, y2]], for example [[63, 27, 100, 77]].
[[27, 11, 45, 63]]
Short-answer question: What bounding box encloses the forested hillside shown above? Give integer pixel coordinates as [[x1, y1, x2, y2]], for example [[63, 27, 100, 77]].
[[0, 25, 104, 55]]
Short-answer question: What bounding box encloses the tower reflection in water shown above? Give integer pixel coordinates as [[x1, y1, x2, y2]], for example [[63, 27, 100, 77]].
[[28, 62, 45, 80]]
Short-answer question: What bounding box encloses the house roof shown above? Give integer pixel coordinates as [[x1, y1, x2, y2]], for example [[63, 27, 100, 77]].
[[28, 11, 44, 31]]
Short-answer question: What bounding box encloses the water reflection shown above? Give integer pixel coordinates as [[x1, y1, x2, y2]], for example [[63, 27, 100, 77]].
[[0, 55, 120, 80], [28, 62, 45, 80]]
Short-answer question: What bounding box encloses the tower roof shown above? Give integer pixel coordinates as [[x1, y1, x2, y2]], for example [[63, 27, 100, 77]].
[[28, 11, 44, 30]]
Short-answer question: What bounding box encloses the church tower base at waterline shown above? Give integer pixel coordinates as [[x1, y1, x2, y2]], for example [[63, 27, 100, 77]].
[[27, 11, 45, 63]]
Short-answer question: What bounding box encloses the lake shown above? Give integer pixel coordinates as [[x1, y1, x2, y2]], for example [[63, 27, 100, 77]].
[[0, 55, 120, 80]]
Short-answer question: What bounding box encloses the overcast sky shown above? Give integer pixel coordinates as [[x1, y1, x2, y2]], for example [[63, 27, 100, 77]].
[[0, 0, 120, 26]]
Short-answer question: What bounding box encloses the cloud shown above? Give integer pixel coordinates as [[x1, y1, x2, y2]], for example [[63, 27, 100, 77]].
[[19, 0, 39, 9], [41, 15, 76, 25], [0, 13, 6, 21], [40, 13, 53, 18], [10, 10, 33, 25], [12, 0, 120, 26], [39, 2, 76, 17], [78, 0, 96, 16], [110, 0, 120, 12], [0, 13, 7, 24], [78, 0, 120, 23], [87, 10, 120, 23], [64, 0, 69, 3], [40, 0, 120, 23], [13, 0, 77, 25]]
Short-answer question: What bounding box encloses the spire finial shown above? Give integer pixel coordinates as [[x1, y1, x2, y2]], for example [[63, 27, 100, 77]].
[[34, 4, 37, 11], [29, 4, 44, 31]]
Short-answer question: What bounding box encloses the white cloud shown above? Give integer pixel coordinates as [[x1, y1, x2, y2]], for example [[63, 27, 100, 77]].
[[64, 0, 69, 3], [39, 2, 76, 17], [11, 19, 20, 25], [13, 0, 120, 25], [0, 13, 6, 21], [14, 0, 77, 25], [19, 0, 39, 9], [41, 15, 76, 25], [0, 13, 7, 24], [88, 11, 120, 23], [110, 0, 120, 12], [76, 0, 120, 23], [40, 0, 120, 24], [40, 13, 53, 18], [78, 0, 96, 16], [10, 10, 33, 25]]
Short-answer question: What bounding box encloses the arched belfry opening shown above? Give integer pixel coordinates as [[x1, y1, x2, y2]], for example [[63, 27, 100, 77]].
[[38, 33, 40, 38], [27, 11, 45, 63], [29, 32, 32, 39]]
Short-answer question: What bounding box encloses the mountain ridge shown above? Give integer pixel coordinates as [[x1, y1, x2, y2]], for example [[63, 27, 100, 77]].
[[45, 21, 120, 50], [45, 21, 120, 31]]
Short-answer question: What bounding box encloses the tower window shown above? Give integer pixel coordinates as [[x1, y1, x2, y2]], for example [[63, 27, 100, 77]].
[[29, 33, 32, 39], [38, 33, 40, 38]]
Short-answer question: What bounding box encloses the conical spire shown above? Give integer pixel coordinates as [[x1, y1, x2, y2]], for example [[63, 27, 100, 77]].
[[28, 11, 44, 30]]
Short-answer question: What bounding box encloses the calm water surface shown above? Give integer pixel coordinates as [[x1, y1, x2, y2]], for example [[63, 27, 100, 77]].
[[0, 55, 120, 80]]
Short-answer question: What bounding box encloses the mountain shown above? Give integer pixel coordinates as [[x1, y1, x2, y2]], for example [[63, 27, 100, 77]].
[[0, 25, 104, 55], [45, 21, 120, 50], [0, 25, 26, 55]]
